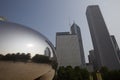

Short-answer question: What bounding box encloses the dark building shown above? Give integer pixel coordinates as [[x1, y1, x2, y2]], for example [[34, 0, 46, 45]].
[[111, 35, 120, 60], [88, 50, 95, 65], [88, 50, 98, 70], [56, 23, 85, 68], [86, 5, 120, 70]]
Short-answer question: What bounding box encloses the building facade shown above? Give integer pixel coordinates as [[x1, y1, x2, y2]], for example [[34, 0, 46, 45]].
[[88, 50, 97, 70], [86, 5, 120, 70], [56, 23, 85, 68], [111, 35, 120, 60], [71, 23, 86, 66]]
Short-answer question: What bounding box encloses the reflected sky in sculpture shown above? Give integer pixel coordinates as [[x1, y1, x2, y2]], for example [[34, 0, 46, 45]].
[[0, 21, 53, 57]]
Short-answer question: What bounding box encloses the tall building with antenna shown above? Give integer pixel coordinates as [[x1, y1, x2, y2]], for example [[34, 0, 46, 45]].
[[71, 23, 86, 66], [56, 23, 85, 68]]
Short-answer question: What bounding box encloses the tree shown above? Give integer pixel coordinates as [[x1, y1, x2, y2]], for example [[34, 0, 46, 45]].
[[0, 53, 31, 62], [74, 66, 82, 80], [0, 54, 4, 60], [108, 70, 120, 80], [26, 53, 31, 60], [99, 66, 109, 80], [57, 66, 66, 80], [80, 68, 89, 80], [57, 66, 89, 80], [65, 66, 75, 80], [32, 54, 50, 63]]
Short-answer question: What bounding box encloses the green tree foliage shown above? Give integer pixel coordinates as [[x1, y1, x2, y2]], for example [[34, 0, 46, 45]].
[[57, 66, 89, 80], [74, 66, 82, 80], [57, 66, 66, 80], [99, 66, 109, 80], [32, 54, 50, 63], [91, 72, 97, 80], [65, 66, 76, 80], [0, 53, 31, 62], [108, 70, 120, 80], [80, 68, 89, 80], [0, 54, 4, 60], [57, 66, 120, 80], [0, 53, 52, 64], [99, 67, 120, 80]]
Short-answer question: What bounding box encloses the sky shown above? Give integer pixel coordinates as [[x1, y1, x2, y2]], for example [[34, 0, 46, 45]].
[[0, 0, 120, 62]]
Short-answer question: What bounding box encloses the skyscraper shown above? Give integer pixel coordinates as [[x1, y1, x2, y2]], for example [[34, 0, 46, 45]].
[[86, 5, 120, 70], [56, 23, 85, 67], [71, 23, 86, 66]]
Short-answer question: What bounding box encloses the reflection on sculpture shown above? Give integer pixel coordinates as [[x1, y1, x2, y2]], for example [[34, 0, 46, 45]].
[[44, 47, 51, 58], [0, 18, 57, 80]]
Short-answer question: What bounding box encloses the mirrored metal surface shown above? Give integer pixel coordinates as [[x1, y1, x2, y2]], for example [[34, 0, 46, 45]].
[[0, 20, 57, 80]]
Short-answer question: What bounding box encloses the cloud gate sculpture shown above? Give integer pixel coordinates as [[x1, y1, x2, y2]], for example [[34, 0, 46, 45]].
[[0, 17, 57, 80]]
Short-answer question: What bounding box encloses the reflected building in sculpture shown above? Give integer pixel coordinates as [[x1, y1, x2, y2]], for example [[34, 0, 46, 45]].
[[86, 5, 120, 70], [56, 23, 85, 68], [44, 47, 51, 57]]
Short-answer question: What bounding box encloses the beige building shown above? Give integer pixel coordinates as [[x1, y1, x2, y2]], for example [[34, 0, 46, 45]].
[[56, 23, 85, 68]]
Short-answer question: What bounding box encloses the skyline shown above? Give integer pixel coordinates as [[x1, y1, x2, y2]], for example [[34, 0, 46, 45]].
[[0, 0, 120, 62]]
